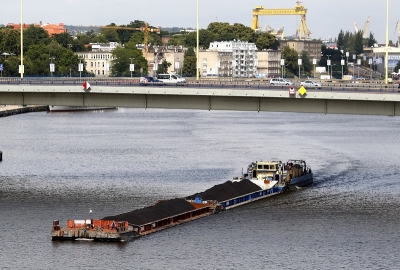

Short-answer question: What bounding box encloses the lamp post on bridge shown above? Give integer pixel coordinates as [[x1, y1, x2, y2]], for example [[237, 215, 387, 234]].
[[78, 58, 83, 78], [298, 54, 302, 81], [312, 57, 316, 79], [19, 0, 24, 79], [49, 57, 55, 77], [327, 55, 331, 79], [129, 58, 135, 77], [341, 55, 345, 80]]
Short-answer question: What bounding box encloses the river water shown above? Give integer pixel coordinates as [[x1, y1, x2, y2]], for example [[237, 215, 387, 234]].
[[0, 108, 399, 269]]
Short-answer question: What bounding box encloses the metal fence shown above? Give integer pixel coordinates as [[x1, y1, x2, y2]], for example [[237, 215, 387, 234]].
[[0, 77, 399, 93]]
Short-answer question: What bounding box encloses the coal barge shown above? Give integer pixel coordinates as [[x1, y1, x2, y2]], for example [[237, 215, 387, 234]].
[[51, 159, 313, 242]]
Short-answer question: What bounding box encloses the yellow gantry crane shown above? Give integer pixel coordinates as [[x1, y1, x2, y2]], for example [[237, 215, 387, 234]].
[[103, 22, 160, 53], [251, 3, 311, 39]]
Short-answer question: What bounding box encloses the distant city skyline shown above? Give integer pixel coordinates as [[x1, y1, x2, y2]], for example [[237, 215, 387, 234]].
[[2, 0, 400, 44]]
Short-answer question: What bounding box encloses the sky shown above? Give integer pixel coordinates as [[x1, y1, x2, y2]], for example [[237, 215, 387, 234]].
[[2, 0, 400, 44]]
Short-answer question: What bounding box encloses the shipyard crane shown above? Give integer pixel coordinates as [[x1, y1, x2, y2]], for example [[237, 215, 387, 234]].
[[353, 16, 370, 38], [103, 22, 160, 53], [395, 21, 400, 47], [252, 3, 311, 39]]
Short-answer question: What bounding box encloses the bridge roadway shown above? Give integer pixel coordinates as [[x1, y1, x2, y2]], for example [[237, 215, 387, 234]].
[[0, 78, 399, 116]]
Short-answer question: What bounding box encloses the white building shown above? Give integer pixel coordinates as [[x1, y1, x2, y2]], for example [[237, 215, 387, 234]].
[[91, 42, 120, 52], [206, 41, 258, 78], [76, 42, 120, 77]]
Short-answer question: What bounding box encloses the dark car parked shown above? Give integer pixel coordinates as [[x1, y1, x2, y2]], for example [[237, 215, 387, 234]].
[[139, 76, 165, 86]]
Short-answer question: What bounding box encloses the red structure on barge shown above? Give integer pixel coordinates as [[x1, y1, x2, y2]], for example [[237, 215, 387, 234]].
[[52, 198, 221, 242]]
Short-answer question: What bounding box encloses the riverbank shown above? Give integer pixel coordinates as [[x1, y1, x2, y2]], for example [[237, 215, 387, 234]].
[[0, 105, 49, 118]]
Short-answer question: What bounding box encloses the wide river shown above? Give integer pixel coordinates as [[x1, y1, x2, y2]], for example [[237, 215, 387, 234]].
[[0, 108, 399, 269]]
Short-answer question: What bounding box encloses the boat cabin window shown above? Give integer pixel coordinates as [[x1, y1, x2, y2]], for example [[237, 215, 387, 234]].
[[258, 164, 263, 169]]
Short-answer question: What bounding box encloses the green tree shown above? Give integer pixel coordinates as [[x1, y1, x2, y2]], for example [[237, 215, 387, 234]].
[[99, 27, 120, 42], [207, 22, 258, 42], [184, 30, 215, 48], [2, 55, 20, 76], [25, 43, 50, 76], [129, 32, 144, 45], [167, 34, 186, 46], [282, 46, 300, 78], [157, 59, 171, 74], [57, 49, 81, 76], [255, 33, 279, 50], [320, 45, 348, 78], [23, 25, 50, 50], [0, 28, 20, 55], [354, 31, 364, 55], [182, 47, 196, 76], [231, 23, 257, 42], [367, 32, 377, 47], [52, 32, 74, 49], [207, 22, 231, 36], [337, 30, 345, 49], [86, 30, 98, 40], [394, 61, 400, 74], [111, 41, 147, 76], [299, 51, 312, 78]]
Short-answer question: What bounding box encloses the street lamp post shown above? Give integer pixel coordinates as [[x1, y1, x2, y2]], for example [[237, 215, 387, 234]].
[[280, 56, 285, 78], [49, 57, 55, 77], [385, 0, 389, 84], [78, 58, 83, 78], [129, 58, 135, 77], [175, 57, 180, 74], [312, 57, 316, 79], [105, 58, 109, 77], [357, 58, 361, 79], [327, 55, 331, 79], [298, 55, 302, 81], [153, 62, 158, 77], [341, 55, 345, 80], [19, 0, 24, 78], [352, 54, 356, 78], [196, 0, 199, 80], [369, 58, 373, 80]]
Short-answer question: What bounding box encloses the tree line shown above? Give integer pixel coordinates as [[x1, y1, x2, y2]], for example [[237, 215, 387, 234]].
[[0, 20, 380, 78]]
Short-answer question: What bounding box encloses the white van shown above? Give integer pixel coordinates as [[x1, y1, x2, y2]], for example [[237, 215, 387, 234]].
[[157, 74, 186, 84]]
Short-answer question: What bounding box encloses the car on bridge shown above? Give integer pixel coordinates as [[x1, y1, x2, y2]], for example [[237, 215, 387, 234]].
[[269, 78, 294, 86], [300, 80, 322, 89], [139, 76, 165, 86]]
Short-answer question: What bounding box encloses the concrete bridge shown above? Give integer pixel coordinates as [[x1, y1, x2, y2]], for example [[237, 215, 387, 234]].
[[0, 78, 399, 116]]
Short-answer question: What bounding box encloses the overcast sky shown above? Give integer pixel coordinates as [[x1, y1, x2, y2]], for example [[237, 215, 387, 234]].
[[2, 0, 399, 44]]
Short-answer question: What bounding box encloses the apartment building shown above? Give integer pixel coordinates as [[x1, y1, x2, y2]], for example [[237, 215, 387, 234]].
[[257, 49, 281, 78], [205, 41, 258, 78]]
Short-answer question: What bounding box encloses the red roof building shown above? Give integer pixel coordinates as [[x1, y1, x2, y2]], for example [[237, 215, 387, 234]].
[[7, 22, 67, 36]]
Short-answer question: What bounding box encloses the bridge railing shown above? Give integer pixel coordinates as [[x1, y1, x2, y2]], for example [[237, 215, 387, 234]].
[[0, 77, 399, 93]]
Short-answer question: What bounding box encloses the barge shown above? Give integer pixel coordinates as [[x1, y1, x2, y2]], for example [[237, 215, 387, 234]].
[[48, 106, 117, 112], [52, 159, 313, 242]]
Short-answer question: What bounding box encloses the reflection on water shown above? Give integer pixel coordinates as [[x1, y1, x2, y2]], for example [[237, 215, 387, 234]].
[[0, 109, 399, 269]]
